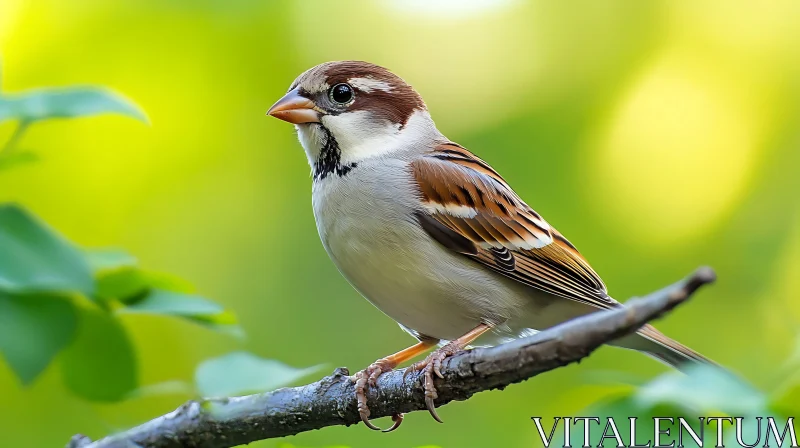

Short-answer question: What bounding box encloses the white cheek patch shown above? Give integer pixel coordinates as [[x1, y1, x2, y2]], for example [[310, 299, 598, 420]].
[[348, 77, 393, 93], [315, 109, 440, 166], [321, 110, 402, 163]]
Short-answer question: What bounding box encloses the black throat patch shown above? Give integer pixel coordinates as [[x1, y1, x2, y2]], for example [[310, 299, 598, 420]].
[[313, 126, 357, 181]]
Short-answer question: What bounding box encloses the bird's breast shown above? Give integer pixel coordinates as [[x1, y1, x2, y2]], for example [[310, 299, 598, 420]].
[[310, 161, 531, 341]]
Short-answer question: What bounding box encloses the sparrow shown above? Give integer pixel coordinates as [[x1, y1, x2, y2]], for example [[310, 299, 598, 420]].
[[267, 61, 713, 432]]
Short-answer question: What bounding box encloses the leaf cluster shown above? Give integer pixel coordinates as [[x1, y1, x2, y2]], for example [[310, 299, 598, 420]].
[[0, 78, 316, 403], [563, 363, 800, 447]]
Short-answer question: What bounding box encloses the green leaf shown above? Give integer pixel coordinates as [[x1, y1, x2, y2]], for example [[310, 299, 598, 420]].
[[566, 367, 776, 448], [0, 292, 77, 384], [140, 271, 195, 294], [121, 289, 232, 321], [95, 267, 149, 303], [84, 248, 137, 273], [194, 351, 321, 397], [60, 307, 137, 402], [0, 204, 94, 296], [0, 151, 38, 171], [83, 248, 235, 333], [0, 87, 147, 123], [91, 261, 237, 334], [89, 252, 195, 304], [118, 289, 238, 332], [635, 364, 767, 415]]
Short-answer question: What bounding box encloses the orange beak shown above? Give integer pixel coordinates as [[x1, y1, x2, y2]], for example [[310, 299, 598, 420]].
[[267, 89, 321, 124]]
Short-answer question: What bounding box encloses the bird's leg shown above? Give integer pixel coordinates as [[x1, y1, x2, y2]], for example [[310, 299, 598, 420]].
[[354, 339, 437, 432], [405, 323, 493, 423]]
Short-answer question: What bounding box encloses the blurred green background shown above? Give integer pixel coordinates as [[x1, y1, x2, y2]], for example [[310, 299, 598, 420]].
[[1, 0, 800, 447]]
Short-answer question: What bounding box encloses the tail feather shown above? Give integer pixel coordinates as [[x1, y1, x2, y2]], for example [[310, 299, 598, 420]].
[[613, 323, 718, 372]]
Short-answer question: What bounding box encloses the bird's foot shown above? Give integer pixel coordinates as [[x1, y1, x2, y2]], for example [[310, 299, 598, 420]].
[[404, 343, 463, 423], [353, 358, 404, 432]]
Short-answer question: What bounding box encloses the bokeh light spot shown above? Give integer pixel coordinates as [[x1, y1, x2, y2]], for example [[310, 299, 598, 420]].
[[0, 0, 22, 46], [382, 0, 519, 19], [588, 53, 763, 247], [290, 0, 540, 135]]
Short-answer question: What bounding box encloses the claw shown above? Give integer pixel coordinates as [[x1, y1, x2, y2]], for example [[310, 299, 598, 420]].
[[354, 370, 382, 431], [403, 362, 420, 381], [361, 414, 383, 431], [403, 362, 423, 382], [401, 324, 491, 426], [354, 359, 400, 432], [356, 389, 382, 431], [383, 413, 404, 432], [421, 361, 444, 423], [433, 359, 444, 379], [350, 340, 441, 432], [357, 393, 382, 431], [410, 343, 462, 424], [426, 396, 443, 423]]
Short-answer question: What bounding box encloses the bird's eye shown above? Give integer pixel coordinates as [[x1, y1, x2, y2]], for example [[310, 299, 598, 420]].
[[329, 83, 354, 105]]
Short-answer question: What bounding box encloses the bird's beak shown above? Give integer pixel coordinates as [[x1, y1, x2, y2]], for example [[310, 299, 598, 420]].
[[267, 88, 322, 124]]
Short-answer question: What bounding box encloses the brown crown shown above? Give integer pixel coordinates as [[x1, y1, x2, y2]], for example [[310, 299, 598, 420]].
[[295, 61, 426, 127]]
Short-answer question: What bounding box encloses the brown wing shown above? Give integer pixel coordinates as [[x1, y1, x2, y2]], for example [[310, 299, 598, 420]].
[[411, 143, 616, 309]]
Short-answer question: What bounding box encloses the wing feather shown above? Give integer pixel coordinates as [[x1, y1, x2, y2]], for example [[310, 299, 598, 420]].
[[411, 143, 615, 309]]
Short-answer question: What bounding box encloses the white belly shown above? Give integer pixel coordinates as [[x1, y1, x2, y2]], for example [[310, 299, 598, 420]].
[[311, 161, 542, 341]]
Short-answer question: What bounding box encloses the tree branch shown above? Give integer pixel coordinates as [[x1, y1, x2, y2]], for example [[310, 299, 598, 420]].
[[68, 267, 716, 448]]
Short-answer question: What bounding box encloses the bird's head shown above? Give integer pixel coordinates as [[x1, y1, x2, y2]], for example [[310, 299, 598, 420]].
[[268, 61, 442, 174]]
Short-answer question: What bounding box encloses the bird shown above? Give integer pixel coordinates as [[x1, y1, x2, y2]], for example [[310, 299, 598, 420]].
[[266, 61, 713, 432]]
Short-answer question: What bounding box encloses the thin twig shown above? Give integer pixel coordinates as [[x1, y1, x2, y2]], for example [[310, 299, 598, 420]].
[[69, 267, 716, 448]]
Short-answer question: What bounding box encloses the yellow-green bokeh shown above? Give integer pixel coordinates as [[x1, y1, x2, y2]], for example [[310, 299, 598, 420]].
[[1, 1, 799, 447]]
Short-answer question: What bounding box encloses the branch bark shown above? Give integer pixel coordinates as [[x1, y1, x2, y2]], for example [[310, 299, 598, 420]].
[[68, 267, 716, 448]]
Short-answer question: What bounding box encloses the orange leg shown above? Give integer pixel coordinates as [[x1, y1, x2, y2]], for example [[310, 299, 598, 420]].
[[355, 339, 438, 432], [381, 340, 437, 370], [406, 323, 493, 423]]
